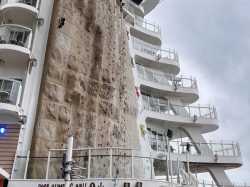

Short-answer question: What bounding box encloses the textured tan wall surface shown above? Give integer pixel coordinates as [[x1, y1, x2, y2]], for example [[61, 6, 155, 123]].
[[28, 0, 140, 179]]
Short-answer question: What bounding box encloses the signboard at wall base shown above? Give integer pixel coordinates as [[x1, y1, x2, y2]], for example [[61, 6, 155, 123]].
[[8, 179, 166, 187]]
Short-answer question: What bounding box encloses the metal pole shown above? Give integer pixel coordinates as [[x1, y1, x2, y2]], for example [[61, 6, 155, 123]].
[[177, 159, 180, 184], [150, 152, 153, 179], [168, 137, 173, 187], [88, 149, 91, 178], [186, 152, 190, 182], [166, 154, 169, 181], [132, 150, 134, 178], [24, 151, 30, 179], [45, 151, 51, 179], [110, 148, 112, 178], [11, 151, 18, 179], [65, 135, 73, 187]]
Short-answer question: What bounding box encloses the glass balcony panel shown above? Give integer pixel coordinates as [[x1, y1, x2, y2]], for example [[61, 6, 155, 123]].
[[222, 144, 236, 156], [179, 105, 190, 117], [200, 107, 212, 118], [91, 149, 110, 178], [153, 70, 163, 84], [144, 67, 153, 81], [1, 0, 38, 8], [0, 79, 21, 105], [189, 106, 200, 117], [0, 25, 31, 48], [212, 143, 224, 156]]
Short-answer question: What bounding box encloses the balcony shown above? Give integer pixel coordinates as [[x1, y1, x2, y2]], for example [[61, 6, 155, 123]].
[[130, 15, 162, 46], [0, 24, 32, 63], [0, 78, 24, 124], [0, 0, 40, 28], [137, 64, 199, 103], [148, 138, 242, 168], [132, 37, 180, 74], [142, 95, 219, 133], [129, 0, 144, 17]]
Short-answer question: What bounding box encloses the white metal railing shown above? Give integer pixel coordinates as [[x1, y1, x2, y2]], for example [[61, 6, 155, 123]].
[[142, 95, 217, 119], [11, 147, 246, 187], [0, 78, 22, 106], [0, 0, 40, 9], [198, 180, 250, 187], [136, 64, 198, 89], [132, 37, 179, 62], [0, 24, 32, 49], [135, 15, 161, 34], [148, 138, 241, 157]]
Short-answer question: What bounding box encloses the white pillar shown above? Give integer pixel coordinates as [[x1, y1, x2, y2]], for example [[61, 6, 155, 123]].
[[65, 135, 73, 187]]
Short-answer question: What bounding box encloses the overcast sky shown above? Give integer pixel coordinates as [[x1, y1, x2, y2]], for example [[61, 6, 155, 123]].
[[146, 0, 250, 183]]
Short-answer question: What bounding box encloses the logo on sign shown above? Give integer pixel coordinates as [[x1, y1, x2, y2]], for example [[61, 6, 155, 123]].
[[124, 183, 130, 187], [136, 182, 142, 187]]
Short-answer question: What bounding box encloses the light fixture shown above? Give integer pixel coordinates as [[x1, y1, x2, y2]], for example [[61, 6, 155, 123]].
[[37, 17, 44, 27], [0, 126, 6, 135], [29, 57, 37, 67], [19, 115, 27, 125], [193, 115, 198, 122], [215, 153, 219, 161]]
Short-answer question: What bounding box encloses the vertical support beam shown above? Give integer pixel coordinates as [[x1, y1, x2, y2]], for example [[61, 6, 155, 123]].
[[65, 136, 73, 187], [24, 151, 30, 179], [177, 159, 180, 184], [88, 149, 91, 179], [110, 148, 112, 178], [150, 152, 153, 179], [168, 137, 173, 187], [131, 150, 134, 179], [166, 154, 169, 181], [11, 151, 18, 179], [45, 151, 51, 179]]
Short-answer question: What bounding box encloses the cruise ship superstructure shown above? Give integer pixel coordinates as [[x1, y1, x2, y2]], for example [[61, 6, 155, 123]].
[[0, 0, 244, 187]]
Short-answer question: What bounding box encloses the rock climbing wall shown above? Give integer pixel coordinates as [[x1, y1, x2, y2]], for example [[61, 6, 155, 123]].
[[28, 0, 141, 179]]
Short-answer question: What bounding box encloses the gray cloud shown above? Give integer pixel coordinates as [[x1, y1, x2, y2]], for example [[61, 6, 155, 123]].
[[146, 0, 250, 183]]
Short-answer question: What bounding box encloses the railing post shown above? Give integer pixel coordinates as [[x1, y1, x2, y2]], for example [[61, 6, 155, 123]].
[[150, 152, 153, 179], [132, 150, 134, 179], [45, 151, 51, 180], [147, 96, 150, 110], [199, 141, 202, 155], [11, 151, 18, 179], [158, 98, 160, 113], [232, 141, 236, 156], [169, 48, 171, 59], [221, 140, 225, 156], [24, 151, 30, 179], [178, 101, 180, 115], [168, 100, 170, 115], [209, 104, 212, 118], [237, 142, 241, 156], [188, 104, 191, 117], [181, 75, 183, 87], [88, 149, 91, 179], [210, 140, 213, 155], [171, 74, 174, 86], [110, 148, 112, 178], [198, 104, 201, 117], [152, 69, 155, 82], [177, 139, 180, 154], [162, 71, 164, 84]]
